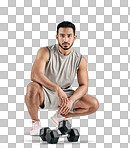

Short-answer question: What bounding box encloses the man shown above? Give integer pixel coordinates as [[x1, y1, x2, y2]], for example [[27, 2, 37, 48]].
[[25, 21, 99, 135]]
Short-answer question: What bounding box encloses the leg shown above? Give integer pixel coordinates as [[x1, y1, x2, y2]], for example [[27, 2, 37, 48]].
[[61, 94, 99, 118], [25, 82, 44, 121]]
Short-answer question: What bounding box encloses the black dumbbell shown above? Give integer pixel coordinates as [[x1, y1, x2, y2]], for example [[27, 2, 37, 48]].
[[40, 127, 51, 141], [45, 120, 71, 144], [67, 128, 80, 142], [58, 119, 71, 135], [39, 119, 70, 142], [45, 128, 60, 144], [45, 120, 80, 144]]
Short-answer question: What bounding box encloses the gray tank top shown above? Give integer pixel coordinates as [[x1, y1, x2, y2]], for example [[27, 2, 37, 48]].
[[44, 44, 82, 89]]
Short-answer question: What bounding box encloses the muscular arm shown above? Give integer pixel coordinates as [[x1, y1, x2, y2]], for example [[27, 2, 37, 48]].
[[69, 56, 88, 102], [32, 73, 59, 92], [31, 47, 59, 92]]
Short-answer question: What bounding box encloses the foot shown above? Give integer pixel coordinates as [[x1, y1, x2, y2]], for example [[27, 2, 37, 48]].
[[50, 112, 67, 126], [30, 120, 42, 136]]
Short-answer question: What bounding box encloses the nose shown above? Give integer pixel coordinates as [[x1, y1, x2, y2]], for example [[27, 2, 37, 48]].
[[63, 36, 69, 42]]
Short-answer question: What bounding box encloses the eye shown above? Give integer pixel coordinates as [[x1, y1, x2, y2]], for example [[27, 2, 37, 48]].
[[68, 35, 72, 38]]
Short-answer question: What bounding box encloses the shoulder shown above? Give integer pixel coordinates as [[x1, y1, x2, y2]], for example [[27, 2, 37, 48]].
[[78, 55, 88, 71], [38, 47, 49, 55], [36, 47, 50, 62], [37, 44, 56, 62], [38, 44, 55, 55]]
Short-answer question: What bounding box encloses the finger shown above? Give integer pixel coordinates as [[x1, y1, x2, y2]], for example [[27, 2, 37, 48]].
[[57, 106, 63, 113], [58, 105, 62, 110], [64, 97, 67, 105], [65, 98, 68, 105], [57, 109, 61, 114], [58, 102, 64, 109], [61, 107, 68, 115], [63, 99, 65, 107], [62, 110, 68, 116], [64, 98, 66, 105], [59, 106, 66, 114], [60, 99, 64, 107], [62, 99, 66, 108], [58, 107, 64, 114], [64, 109, 70, 115], [61, 98, 64, 105], [60, 101, 67, 114], [64, 98, 67, 106], [60, 103, 64, 109], [61, 107, 67, 114]]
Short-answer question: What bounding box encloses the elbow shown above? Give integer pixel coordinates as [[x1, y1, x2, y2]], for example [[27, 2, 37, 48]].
[[31, 72, 38, 81], [84, 85, 88, 92], [79, 84, 88, 92], [31, 72, 43, 82], [31, 72, 35, 81]]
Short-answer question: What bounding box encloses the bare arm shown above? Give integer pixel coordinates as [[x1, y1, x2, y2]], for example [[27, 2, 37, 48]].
[[31, 47, 59, 92], [69, 56, 88, 102]]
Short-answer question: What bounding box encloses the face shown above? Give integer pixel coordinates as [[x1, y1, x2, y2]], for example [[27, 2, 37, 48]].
[[56, 27, 77, 51]]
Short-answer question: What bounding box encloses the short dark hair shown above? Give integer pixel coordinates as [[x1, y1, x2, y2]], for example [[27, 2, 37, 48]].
[[57, 21, 76, 36]]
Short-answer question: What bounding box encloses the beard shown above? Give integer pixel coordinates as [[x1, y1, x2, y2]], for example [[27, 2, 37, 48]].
[[58, 41, 74, 51]]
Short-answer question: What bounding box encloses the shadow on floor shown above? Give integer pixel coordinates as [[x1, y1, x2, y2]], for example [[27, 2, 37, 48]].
[[23, 137, 95, 144]]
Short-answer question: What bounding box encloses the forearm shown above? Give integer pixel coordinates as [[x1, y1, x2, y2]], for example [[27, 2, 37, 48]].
[[69, 85, 88, 102], [31, 73, 59, 92]]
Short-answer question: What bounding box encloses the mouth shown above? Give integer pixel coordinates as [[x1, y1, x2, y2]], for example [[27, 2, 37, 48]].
[[63, 43, 69, 45]]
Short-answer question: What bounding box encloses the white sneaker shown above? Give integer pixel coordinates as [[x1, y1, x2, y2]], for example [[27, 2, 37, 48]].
[[30, 120, 42, 136], [50, 112, 67, 126]]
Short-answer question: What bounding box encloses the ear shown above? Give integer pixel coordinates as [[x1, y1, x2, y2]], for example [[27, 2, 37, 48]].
[[74, 35, 77, 41], [56, 35, 58, 40]]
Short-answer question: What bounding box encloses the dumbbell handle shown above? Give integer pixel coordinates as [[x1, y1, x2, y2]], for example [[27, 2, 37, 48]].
[[59, 133, 70, 138], [56, 129, 71, 137]]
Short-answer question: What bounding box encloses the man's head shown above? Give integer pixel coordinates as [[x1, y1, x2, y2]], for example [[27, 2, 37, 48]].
[[56, 21, 77, 51]]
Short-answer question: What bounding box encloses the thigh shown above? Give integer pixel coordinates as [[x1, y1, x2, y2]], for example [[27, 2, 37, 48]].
[[41, 86, 59, 110], [73, 94, 98, 109]]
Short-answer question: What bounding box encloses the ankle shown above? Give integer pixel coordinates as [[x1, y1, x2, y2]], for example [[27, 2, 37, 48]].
[[32, 119, 40, 123]]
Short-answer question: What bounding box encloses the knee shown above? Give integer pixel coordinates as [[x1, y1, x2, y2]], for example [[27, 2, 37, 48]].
[[25, 82, 40, 99], [93, 98, 99, 111]]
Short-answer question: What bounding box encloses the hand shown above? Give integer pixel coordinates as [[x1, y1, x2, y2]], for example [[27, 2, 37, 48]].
[[57, 99, 74, 115], [56, 86, 68, 108]]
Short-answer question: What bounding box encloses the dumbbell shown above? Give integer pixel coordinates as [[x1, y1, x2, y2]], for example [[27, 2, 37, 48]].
[[40, 127, 51, 141], [40, 120, 80, 144], [40, 120, 71, 143]]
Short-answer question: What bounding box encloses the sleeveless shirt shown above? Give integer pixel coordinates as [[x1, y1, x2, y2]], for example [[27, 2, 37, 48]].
[[44, 44, 82, 89]]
